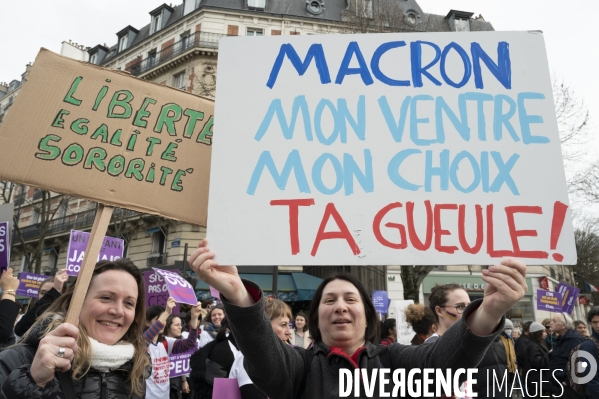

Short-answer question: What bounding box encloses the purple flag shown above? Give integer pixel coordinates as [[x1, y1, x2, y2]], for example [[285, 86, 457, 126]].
[[16, 272, 50, 298], [372, 290, 389, 314], [0, 221, 9, 273], [556, 282, 580, 314], [153, 268, 198, 306], [143, 270, 180, 314], [169, 342, 198, 378], [66, 230, 124, 276], [212, 378, 242, 399], [536, 289, 563, 312]]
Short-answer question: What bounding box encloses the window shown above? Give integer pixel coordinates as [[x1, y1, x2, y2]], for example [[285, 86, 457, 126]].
[[174, 72, 185, 89], [247, 28, 264, 36], [248, 0, 265, 10], [454, 19, 470, 32], [151, 230, 166, 254], [148, 50, 157, 67], [151, 14, 162, 34], [181, 31, 191, 50], [90, 53, 98, 64], [118, 35, 128, 52], [195, 0, 201, 8], [31, 208, 40, 225]]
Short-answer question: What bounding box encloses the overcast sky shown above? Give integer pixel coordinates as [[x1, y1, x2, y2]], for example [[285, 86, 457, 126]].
[[1, 0, 597, 215]]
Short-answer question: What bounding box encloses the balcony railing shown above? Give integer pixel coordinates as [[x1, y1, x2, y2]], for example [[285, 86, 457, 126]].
[[15, 207, 139, 241], [147, 252, 168, 267], [127, 31, 226, 76]]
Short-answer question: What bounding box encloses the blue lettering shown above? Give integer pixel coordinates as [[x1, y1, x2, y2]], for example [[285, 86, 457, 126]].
[[518, 92, 549, 144], [337, 96, 366, 142], [335, 41, 374, 85], [378, 95, 411, 143], [435, 94, 470, 142], [254, 96, 313, 142], [410, 95, 436, 145], [410, 41, 442, 88], [370, 41, 410, 86], [343, 150, 373, 195], [440, 42, 472, 88], [449, 151, 481, 193], [387, 149, 422, 191], [267, 43, 331, 88], [471, 41, 511, 89], [246, 150, 310, 195], [425, 149, 449, 192], [314, 99, 340, 145], [493, 95, 520, 142], [465, 92, 494, 140], [489, 152, 520, 195], [312, 153, 344, 194]]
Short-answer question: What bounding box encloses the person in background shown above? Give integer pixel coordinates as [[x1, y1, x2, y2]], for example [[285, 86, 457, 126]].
[[515, 321, 533, 376], [145, 305, 165, 330], [0, 268, 20, 351], [521, 322, 555, 397], [543, 317, 558, 350], [501, 319, 518, 390], [512, 328, 521, 340], [189, 239, 528, 399], [404, 303, 436, 345], [0, 259, 151, 399], [200, 299, 214, 325], [289, 311, 311, 349], [548, 313, 584, 394], [144, 297, 201, 399], [578, 306, 599, 398], [574, 320, 590, 337], [379, 318, 397, 346], [164, 313, 189, 399], [199, 304, 224, 347], [427, 283, 470, 343], [14, 268, 68, 337]]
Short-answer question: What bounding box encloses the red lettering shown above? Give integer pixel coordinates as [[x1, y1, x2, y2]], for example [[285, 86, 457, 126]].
[[486, 204, 514, 257], [434, 204, 459, 254], [270, 198, 315, 255], [372, 202, 407, 249], [505, 206, 548, 259], [458, 204, 483, 254], [406, 201, 433, 251], [311, 203, 360, 256]]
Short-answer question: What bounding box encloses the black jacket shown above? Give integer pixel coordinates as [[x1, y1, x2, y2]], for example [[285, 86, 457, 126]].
[[523, 339, 555, 395], [0, 322, 145, 399], [0, 299, 20, 351], [549, 328, 584, 385], [14, 287, 61, 337], [514, 332, 531, 371], [472, 337, 509, 399]]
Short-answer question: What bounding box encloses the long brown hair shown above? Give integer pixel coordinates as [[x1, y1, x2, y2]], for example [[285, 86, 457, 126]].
[[42, 259, 149, 397]]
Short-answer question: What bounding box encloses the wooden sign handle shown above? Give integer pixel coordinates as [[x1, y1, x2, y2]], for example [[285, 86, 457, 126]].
[[65, 204, 114, 325]]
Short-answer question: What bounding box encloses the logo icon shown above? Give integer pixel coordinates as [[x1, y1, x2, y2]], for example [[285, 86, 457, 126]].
[[571, 350, 598, 385]]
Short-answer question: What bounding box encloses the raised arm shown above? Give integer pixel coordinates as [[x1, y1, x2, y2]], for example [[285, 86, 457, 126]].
[[171, 302, 201, 354], [143, 297, 175, 344]]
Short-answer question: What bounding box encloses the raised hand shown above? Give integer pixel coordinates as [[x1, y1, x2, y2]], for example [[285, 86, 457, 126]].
[[165, 297, 176, 315], [1, 267, 19, 292], [468, 259, 528, 335], [53, 268, 68, 292], [188, 239, 254, 307], [30, 323, 79, 387]]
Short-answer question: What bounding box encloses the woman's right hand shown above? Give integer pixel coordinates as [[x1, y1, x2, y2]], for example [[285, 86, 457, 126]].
[[53, 269, 68, 292], [188, 239, 254, 307], [0, 268, 19, 291], [30, 323, 79, 387], [165, 297, 176, 315]]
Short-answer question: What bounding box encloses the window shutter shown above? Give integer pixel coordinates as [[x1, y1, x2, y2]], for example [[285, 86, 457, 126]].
[[227, 25, 239, 36]]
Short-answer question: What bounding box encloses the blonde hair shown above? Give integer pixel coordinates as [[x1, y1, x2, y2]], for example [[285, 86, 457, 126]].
[[264, 298, 292, 321], [32, 260, 149, 397]]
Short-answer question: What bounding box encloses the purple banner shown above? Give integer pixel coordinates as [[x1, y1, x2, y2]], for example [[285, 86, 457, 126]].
[[143, 270, 180, 314], [372, 290, 389, 314], [66, 230, 124, 276], [169, 342, 198, 378], [153, 268, 198, 306], [556, 282, 580, 314], [0, 221, 9, 273], [16, 272, 50, 298], [536, 289, 563, 312]]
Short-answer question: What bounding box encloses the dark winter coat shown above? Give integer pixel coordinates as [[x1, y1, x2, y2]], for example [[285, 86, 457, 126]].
[[523, 339, 556, 396], [549, 328, 584, 385], [579, 330, 599, 399], [471, 337, 509, 399], [514, 332, 531, 371], [223, 280, 504, 399], [14, 287, 61, 337], [0, 321, 146, 399], [0, 299, 20, 351]]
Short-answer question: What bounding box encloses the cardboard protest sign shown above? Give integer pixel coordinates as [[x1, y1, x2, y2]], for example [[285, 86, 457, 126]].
[[169, 342, 198, 378], [66, 230, 124, 276], [153, 268, 198, 305], [555, 282, 580, 314], [16, 272, 49, 298], [0, 49, 213, 226], [0, 221, 9, 273], [208, 31, 575, 265], [536, 289, 563, 311], [393, 299, 416, 345], [143, 270, 180, 314]]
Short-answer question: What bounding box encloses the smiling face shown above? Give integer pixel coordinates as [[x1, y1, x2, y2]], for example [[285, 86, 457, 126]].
[[211, 308, 224, 326], [79, 270, 138, 345], [271, 315, 292, 342], [295, 315, 306, 331], [167, 317, 183, 338], [318, 279, 367, 353]]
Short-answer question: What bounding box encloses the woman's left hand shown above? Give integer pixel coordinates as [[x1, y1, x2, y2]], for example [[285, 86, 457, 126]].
[[468, 259, 527, 335], [182, 380, 190, 394], [190, 302, 202, 320]]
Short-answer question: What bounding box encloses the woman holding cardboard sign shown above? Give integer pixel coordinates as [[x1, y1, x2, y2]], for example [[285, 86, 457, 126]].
[[0, 259, 150, 399], [189, 238, 529, 399]]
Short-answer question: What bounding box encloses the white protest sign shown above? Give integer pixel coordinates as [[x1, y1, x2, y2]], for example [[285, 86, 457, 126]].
[[393, 300, 416, 346], [208, 31, 575, 265]]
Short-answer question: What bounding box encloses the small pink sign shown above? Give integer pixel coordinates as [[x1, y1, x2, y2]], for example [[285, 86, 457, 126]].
[[210, 286, 220, 298]]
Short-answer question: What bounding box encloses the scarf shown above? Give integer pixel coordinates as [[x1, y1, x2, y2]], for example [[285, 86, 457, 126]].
[[89, 337, 135, 372], [205, 322, 221, 339], [500, 334, 517, 374]]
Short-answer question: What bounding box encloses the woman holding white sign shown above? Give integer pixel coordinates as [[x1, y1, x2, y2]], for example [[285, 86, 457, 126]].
[[189, 238, 529, 399], [0, 259, 150, 399]]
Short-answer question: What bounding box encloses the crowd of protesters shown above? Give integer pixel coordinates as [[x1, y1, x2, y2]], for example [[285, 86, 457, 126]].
[[0, 243, 598, 398]]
